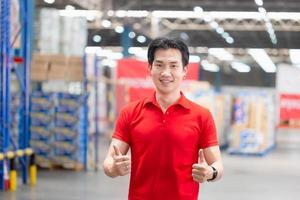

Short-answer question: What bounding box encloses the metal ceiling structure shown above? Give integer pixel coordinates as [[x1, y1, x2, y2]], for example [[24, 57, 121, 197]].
[[35, 0, 300, 87], [36, 0, 300, 49]]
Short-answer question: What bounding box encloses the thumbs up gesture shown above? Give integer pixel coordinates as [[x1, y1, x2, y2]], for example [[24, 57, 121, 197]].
[[192, 149, 213, 183], [112, 145, 131, 176]]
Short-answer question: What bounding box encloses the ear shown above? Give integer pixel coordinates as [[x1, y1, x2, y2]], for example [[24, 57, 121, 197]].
[[183, 66, 188, 76], [148, 64, 152, 74]]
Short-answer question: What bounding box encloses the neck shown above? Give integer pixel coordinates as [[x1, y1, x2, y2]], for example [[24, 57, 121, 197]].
[[156, 90, 181, 112]]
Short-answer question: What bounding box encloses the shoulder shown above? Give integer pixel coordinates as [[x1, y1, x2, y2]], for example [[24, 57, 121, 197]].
[[187, 98, 211, 115], [120, 97, 148, 115]]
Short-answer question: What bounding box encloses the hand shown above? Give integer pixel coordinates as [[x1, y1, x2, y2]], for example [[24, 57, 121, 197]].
[[112, 145, 131, 176], [192, 149, 213, 183]]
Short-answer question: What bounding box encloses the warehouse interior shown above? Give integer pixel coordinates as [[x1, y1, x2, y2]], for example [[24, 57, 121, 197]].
[[1, 0, 300, 199]]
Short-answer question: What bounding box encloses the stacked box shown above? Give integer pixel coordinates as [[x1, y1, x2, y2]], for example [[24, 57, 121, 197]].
[[52, 93, 86, 169], [30, 92, 55, 167], [9, 93, 20, 150], [229, 93, 275, 155]]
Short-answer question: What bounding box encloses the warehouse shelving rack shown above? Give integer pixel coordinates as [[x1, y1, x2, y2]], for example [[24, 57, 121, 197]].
[[0, 0, 34, 190]]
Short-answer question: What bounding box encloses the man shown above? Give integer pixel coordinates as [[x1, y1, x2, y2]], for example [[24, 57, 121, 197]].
[[103, 37, 223, 200]]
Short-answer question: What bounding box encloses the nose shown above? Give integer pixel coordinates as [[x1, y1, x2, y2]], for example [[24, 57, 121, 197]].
[[160, 67, 171, 77]]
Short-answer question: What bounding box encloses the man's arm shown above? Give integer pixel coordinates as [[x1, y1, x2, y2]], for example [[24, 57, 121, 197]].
[[192, 145, 224, 183], [203, 146, 224, 182], [103, 138, 130, 178]]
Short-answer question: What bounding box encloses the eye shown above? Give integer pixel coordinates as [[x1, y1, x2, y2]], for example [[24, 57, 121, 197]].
[[171, 64, 178, 68]]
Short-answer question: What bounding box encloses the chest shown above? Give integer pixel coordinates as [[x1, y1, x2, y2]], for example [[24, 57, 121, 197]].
[[129, 107, 201, 149]]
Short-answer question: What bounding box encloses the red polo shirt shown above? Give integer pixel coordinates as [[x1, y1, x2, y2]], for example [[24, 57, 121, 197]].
[[113, 92, 218, 200]]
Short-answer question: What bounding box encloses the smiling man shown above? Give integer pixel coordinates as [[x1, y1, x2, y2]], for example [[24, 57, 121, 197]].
[[103, 37, 224, 200]]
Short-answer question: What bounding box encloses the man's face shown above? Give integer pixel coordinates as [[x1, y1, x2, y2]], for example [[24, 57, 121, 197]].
[[149, 48, 187, 95]]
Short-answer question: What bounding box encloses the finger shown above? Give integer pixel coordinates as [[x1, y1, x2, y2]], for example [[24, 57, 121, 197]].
[[115, 160, 130, 166], [198, 149, 206, 164], [114, 156, 130, 162], [113, 145, 122, 156]]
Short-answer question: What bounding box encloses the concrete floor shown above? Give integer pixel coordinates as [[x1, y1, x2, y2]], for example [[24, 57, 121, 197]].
[[1, 129, 300, 200]]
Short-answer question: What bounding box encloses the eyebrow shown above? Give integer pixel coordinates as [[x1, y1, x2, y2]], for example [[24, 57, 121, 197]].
[[154, 60, 179, 64]]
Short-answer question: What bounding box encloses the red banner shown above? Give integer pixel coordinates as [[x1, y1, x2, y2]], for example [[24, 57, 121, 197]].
[[116, 58, 199, 113], [279, 94, 300, 120]]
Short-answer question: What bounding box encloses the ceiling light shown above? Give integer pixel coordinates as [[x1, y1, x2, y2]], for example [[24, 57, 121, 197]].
[[65, 5, 75, 10], [193, 6, 203, 13], [216, 27, 224, 34], [289, 49, 300, 65], [248, 49, 276, 73], [225, 37, 234, 44], [101, 20, 112, 28], [115, 26, 124, 33], [137, 35, 146, 43], [258, 7, 267, 15], [128, 32, 136, 38], [231, 62, 251, 73], [208, 48, 234, 61], [93, 35, 102, 43], [201, 60, 220, 72], [189, 55, 201, 63], [255, 0, 264, 6], [209, 21, 219, 29], [44, 0, 55, 4]]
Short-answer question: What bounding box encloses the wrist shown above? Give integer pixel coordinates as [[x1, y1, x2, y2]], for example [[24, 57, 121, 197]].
[[207, 166, 217, 182]]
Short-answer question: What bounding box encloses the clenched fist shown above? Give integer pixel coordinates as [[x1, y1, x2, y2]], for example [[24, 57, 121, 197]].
[[192, 149, 213, 183], [112, 145, 131, 176]]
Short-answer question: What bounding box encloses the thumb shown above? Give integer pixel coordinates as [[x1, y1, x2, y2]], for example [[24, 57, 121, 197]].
[[198, 149, 206, 164], [113, 145, 122, 156]]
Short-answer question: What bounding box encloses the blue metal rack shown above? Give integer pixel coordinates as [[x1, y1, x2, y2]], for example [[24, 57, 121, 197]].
[[0, 0, 11, 190], [0, 0, 34, 190], [93, 55, 100, 171]]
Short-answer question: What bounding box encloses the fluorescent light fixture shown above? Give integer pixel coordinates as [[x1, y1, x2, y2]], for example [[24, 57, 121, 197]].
[[129, 47, 147, 59], [93, 35, 102, 43], [59, 10, 100, 17], [194, 6, 203, 13], [209, 21, 219, 29], [152, 11, 201, 19], [128, 31, 136, 38], [189, 55, 201, 63], [115, 26, 124, 33], [248, 49, 276, 73], [255, 0, 264, 6], [225, 37, 234, 44], [137, 35, 146, 43], [201, 60, 220, 72], [44, 0, 55, 4], [258, 7, 267, 15], [85, 46, 102, 54], [231, 62, 251, 73], [289, 49, 300, 64], [97, 50, 123, 59], [65, 5, 75, 10], [101, 20, 112, 28], [208, 48, 234, 61], [216, 27, 224, 34]]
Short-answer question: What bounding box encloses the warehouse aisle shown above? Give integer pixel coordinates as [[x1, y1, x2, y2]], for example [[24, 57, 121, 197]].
[[1, 131, 299, 200]]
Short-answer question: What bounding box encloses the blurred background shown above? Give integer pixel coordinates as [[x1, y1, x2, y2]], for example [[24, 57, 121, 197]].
[[0, 0, 300, 199]]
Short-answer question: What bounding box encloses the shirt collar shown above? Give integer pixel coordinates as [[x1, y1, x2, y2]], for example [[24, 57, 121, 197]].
[[144, 91, 191, 110]]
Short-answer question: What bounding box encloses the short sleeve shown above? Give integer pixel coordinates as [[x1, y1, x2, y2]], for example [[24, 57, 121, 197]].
[[199, 110, 219, 149], [112, 107, 131, 145]]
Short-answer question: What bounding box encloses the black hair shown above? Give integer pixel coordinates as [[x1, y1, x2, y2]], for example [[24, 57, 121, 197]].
[[147, 37, 189, 67]]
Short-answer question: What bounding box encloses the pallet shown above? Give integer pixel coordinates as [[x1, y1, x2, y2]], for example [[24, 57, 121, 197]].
[[227, 144, 276, 157]]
